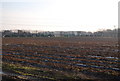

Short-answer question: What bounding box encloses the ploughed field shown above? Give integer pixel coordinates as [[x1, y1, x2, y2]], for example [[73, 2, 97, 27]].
[[2, 37, 120, 81]]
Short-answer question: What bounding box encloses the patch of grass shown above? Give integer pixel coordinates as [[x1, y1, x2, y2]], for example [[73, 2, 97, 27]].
[[3, 62, 78, 79]]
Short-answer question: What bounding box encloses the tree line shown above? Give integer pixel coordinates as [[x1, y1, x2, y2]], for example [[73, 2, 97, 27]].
[[1, 29, 119, 38]]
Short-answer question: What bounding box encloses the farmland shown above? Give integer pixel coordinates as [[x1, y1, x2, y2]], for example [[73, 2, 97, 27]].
[[2, 37, 120, 81]]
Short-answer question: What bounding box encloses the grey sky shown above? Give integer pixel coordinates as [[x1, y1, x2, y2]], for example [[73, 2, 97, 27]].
[[0, 0, 119, 32]]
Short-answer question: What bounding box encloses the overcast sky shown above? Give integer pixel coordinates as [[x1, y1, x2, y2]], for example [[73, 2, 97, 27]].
[[0, 0, 119, 32]]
